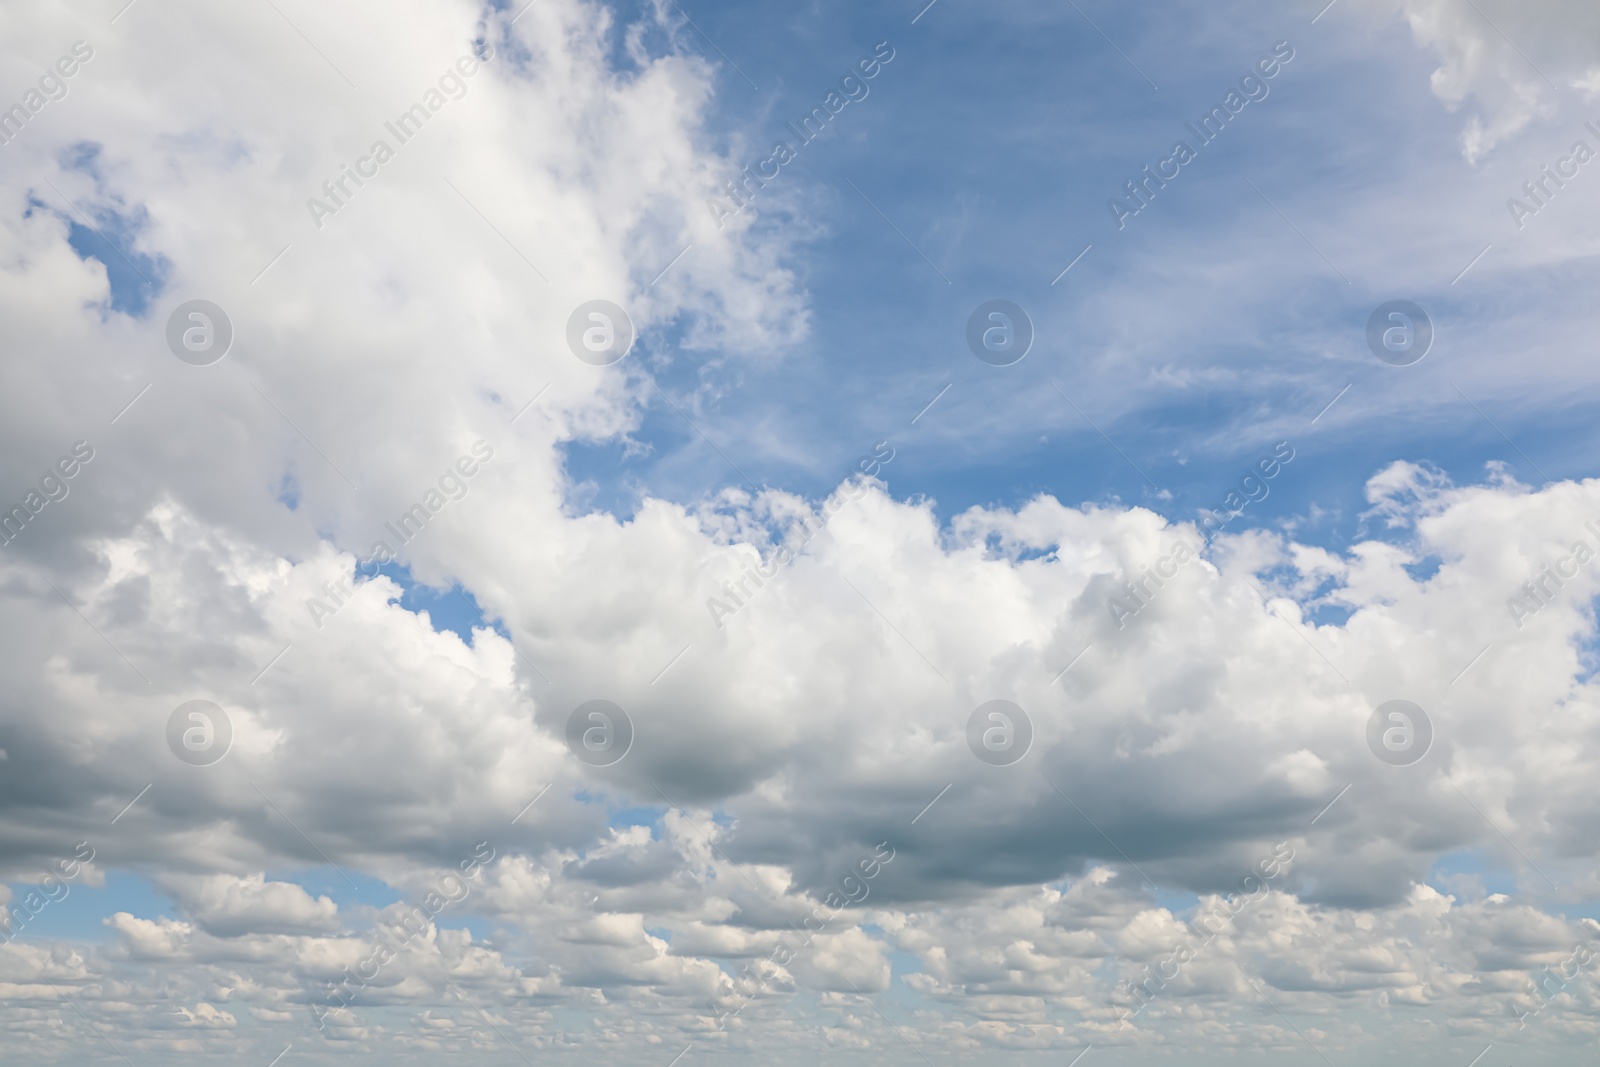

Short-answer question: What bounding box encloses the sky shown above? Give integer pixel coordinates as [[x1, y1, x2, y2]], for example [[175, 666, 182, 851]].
[[2, 0, 1600, 1063]]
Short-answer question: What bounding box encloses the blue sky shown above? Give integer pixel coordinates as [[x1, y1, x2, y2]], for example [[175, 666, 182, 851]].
[[559, 0, 1600, 567], [61, 0, 1593, 546]]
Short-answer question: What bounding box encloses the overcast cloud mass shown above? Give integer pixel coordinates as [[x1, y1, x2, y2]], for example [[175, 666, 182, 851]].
[[3, 0, 1600, 1064]]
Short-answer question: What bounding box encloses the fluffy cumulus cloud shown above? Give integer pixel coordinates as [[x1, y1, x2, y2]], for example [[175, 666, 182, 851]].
[[1373, 0, 1600, 161], [0, 0, 1598, 1064]]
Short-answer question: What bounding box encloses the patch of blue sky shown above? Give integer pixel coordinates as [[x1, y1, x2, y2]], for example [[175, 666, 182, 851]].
[[367, 562, 509, 646], [43, 143, 169, 316], [277, 472, 301, 511], [266, 865, 403, 912], [1576, 627, 1600, 687], [63, 213, 165, 316], [607, 804, 666, 830], [4, 869, 174, 943], [551, 0, 1600, 569], [1427, 847, 1528, 902]]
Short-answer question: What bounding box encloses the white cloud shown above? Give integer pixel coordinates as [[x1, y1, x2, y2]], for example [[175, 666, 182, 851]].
[[1374, 0, 1600, 161], [158, 872, 340, 937]]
